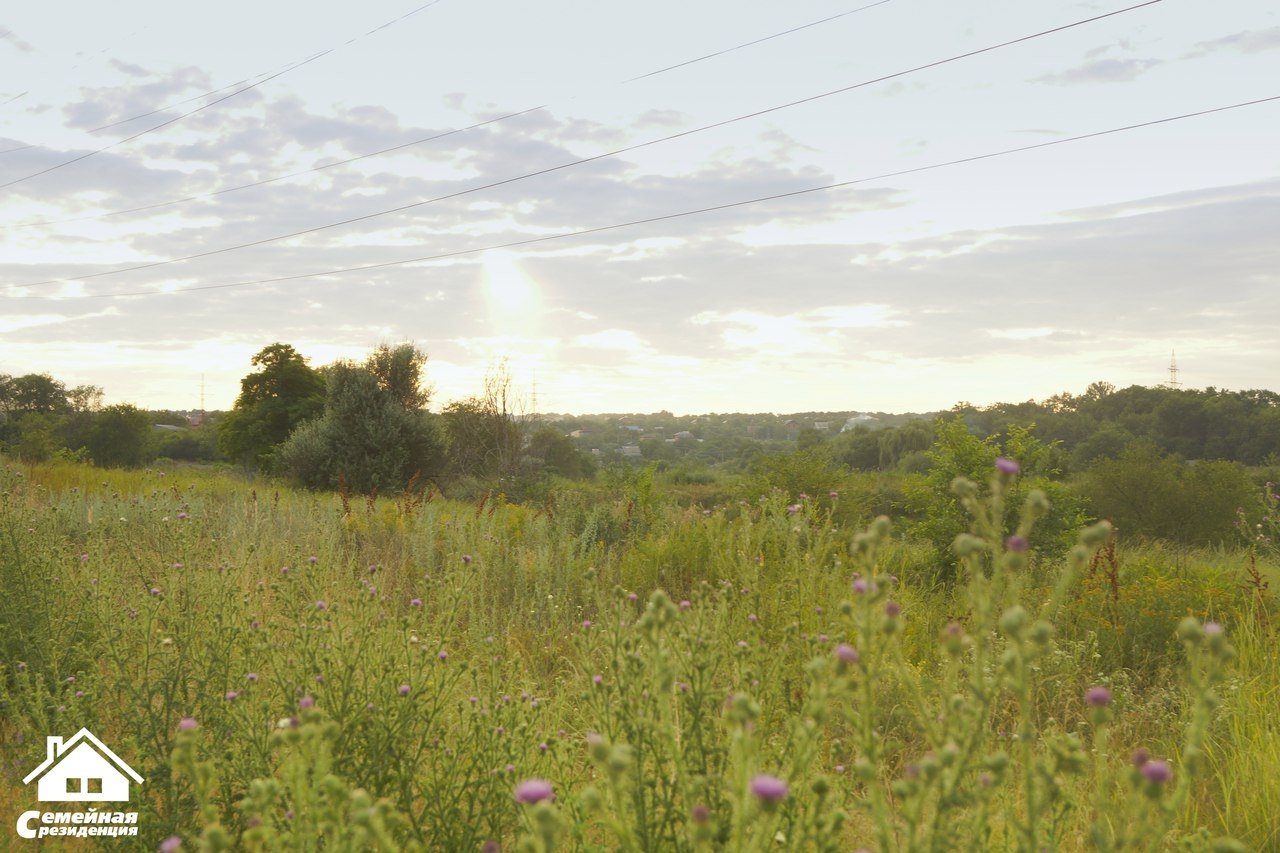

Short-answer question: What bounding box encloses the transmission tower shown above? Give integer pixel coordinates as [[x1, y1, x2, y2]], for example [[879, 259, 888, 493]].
[[1166, 351, 1181, 389]]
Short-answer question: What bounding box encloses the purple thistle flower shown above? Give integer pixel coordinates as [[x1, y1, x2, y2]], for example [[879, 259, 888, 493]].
[[1005, 535, 1029, 553], [159, 836, 183, 853], [437, 650, 448, 662], [299, 695, 315, 710], [150, 587, 161, 596], [1131, 748, 1151, 767], [691, 803, 710, 824], [539, 742, 548, 753], [748, 613, 758, 623], [885, 601, 901, 618], [225, 691, 238, 701], [592, 674, 603, 686], [749, 774, 789, 802], [177, 717, 198, 732], [399, 684, 410, 696], [411, 598, 423, 608], [308, 555, 318, 564], [1204, 622, 1223, 636], [462, 554, 472, 564], [627, 592, 638, 602], [582, 619, 592, 629], [786, 504, 801, 514], [315, 600, 327, 611], [679, 600, 691, 611], [246, 672, 258, 682], [835, 644, 859, 664], [853, 579, 868, 594], [995, 457, 1020, 474], [514, 778, 554, 804], [176, 512, 188, 520], [1141, 759, 1172, 784], [1085, 686, 1112, 708]]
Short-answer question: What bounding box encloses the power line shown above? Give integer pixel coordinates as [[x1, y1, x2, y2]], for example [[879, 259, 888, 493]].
[[0, 0, 444, 190], [14, 94, 1274, 302], [3, 0, 895, 231], [8, 0, 1165, 289]]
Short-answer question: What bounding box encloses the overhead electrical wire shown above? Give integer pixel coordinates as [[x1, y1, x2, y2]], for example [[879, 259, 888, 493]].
[[12, 94, 1275, 301], [2, 0, 896, 230], [0, 0, 444, 189], [7, 0, 1165, 289]]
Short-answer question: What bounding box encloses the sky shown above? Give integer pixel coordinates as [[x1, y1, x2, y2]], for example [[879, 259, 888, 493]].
[[1, 0, 1277, 414]]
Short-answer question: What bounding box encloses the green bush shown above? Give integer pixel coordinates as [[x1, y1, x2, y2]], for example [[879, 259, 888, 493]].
[[1081, 442, 1258, 545]]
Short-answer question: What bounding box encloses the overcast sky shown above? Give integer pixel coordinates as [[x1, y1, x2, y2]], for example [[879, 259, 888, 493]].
[[1, 0, 1277, 414]]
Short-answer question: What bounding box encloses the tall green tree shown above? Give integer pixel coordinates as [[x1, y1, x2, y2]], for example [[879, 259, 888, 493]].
[[85, 404, 151, 468], [276, 350, 448, 494], [218, 343, 325, 469]]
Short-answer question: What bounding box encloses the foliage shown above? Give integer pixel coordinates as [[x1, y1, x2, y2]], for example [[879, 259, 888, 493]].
[[1, 457, 1271, 849], [1081, 442, 1259, 545], [904, 418, 1086, 576], [218, 343, 326, 469], [276, 362, 448, 495], [84, 404, 152, 468]]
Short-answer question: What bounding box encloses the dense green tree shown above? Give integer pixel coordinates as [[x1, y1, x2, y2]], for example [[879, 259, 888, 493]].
[[276, 354, 448, 494], [526, 426, 595, 479], [218, 343, 325, 469], [85, 404, 152, 468], [365, 342, 431, 410]]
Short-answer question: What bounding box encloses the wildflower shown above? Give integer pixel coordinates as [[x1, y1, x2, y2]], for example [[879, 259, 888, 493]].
[[177, 717, 198, 732], [399, 684, 410, 696], [150, 587, 161, 596], [1085, 686, 1113, 708], [885, 601, 901, 618], [691, 803, 710, 824], [176, 512, 189, 520], [299, 695, 315, 710], [159, 836, 182, 853], [1203, 622, 1223, 636], [539, 742, 548, 753], [592, 675, 603, 686], [308, 555, 318, 564], [246, 672, 258, 682], [438, 650, 448, 662], [225, 691, 238, 702], [280, 566, 289, 575], [79, 553, 89, 561], [514, 778, 554, 804], [829, 491, 839, 498], [787, 504, 800, 514], [835, 644, 859, 664], [627, 592, 638, 602], [411, 598, 423, 608], [853, 579, 868, 594], [1141, 759, 1172, 784], [748, 613, 758, 623], [750, 774, 789, 803], [505, 763, 515, 774], [1130, 748, 1151, 767], [462, 554, 472, 564], [315, 600, 327, 611], [679, 600, 691, 611], [995, 457, 1020, 474], [1005, 535, 1029, 553], [582, 620, 592, 629]]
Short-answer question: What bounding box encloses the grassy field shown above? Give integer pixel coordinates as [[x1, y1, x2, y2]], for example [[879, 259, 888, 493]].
[[1, 458, 1276, 850]]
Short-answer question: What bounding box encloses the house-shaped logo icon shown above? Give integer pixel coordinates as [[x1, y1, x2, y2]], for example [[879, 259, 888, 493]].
[[21, 728, 144, 803]]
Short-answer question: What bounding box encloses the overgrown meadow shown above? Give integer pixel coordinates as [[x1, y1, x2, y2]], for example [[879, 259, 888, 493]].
[[1, 458, 1277, 851]]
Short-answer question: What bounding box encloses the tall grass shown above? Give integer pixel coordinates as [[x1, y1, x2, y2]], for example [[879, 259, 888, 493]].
[[0, 458, 1273, 850]]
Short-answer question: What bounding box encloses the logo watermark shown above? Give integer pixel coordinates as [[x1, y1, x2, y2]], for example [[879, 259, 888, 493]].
[[14, 728, 143, 840]]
